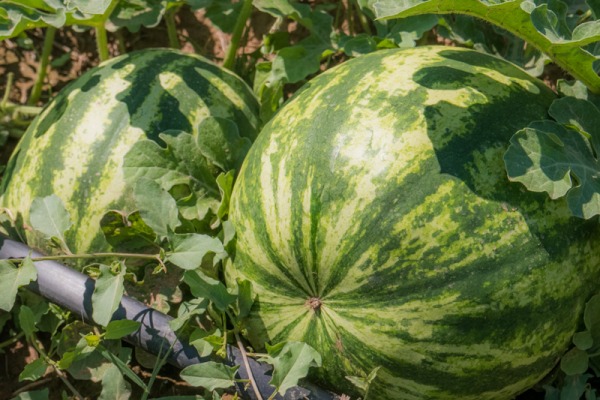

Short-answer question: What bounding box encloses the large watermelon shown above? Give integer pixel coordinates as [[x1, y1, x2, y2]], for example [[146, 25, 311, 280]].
[[1, 48, 259, 254], [229, 46, 600, 399]]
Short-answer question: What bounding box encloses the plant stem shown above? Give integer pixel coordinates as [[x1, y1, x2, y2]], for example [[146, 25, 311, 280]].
[[9, 105, 43, 115], [165, 7, 180, 49], [5, 252, 161, 263], [115, 29, 127, 54], [234, 330, 263, 400], [29, 334, 84, 400], [353, 0, 372, 35], [28, 27, 56, 105], [96, 24, 110, 62], [223, 0, 253, 70], [2, 72, 13, 107], [0, 331, 24, 349]]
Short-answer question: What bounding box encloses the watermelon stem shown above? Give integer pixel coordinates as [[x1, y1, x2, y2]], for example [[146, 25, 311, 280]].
[[92, 0, 121, 62], [306, 297, 322, 313], [223, 0, 253, 70], [6, 252, 162, 264], [165, 6, 180, 49], [28, 27, 56, 106], [95, 25, 110, 62], [234, 329, 264, 400]]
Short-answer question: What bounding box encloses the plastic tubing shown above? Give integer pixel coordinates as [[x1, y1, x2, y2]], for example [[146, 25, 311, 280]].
[[0, 237, 334, 400]]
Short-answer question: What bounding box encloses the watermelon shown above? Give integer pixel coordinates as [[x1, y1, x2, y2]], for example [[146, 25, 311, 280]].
[[0, 48, 260, 254], [229, 46, 600, 399]]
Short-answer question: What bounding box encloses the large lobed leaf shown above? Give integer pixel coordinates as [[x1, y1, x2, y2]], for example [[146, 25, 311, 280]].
[[373, 0, 600, 93], [0, 0, 113, 39], [504, 96, 600, 219]]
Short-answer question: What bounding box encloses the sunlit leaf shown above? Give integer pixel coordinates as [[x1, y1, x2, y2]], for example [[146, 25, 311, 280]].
[[19, 305, 38, 340], [180, 361, 238, 390], [134, 177, 180, 237], [505, 98, 600, 219], [99, 364, 132, 400], [183, 269, 236, 311], [104, 320, 141, 340], [373, 0, 600, 92], [167, 233, 225, 270], [196, 117, 251, 172], [0, 257, 37, 311], [260, 341, 322, 396], [0, 0, 112, 40], [110, 0, 167, 32], [92, 264, 125, 326], [29, 194, 71, 246], [18, 358, 48, 382]]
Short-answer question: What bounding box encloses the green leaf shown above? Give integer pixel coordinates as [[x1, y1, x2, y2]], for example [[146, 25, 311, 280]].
[[529, 2, 570, 42], [263, 4, 333, 85], [559, 373, 593, 399], [134, 177, 180, 237], [253, 0, 298, 17], [270, 44, 322, 84], [189, 327, 220, 358], [99, 364, 132, 400], [167, 233, 225, 270], [110, 0, 167, 33], [124, 132, 219, 194], [11, 388, 50, 400], [180, 361, 238, 390], [504, 119, 600, 218], [216, 171, 234, 220], [92, 264, 125, 326], [0, 1, 112, 40], [549, 96, 600, 153], [260, 341, 322, 396], [124, 131, 222, 223], [341, 34, 378, 57], [0, 257, 37, 311], [104, 320, 141, 340], [183, 270, 236, 311], [29, 194, 71, 245], [169, 298, 209, 332], [254, 62, 285, 122], [386, 14, 438, 48], [196, 117, 252, 172], [221, 220, 236, 249], [585, 294, 600, 345], [372, 0, 600, 93], [236, 279, 254, 320], [57, 335, 97, 370], [561, 347, 590, 375], [204, 1, 241, 33], [99, 347, 147, 391], [19, 305, 37, 340], [100, 210, 157, 252], [346, 366, 381, 396], [18, 358, 48, 382], [574, 330, 594, 351]]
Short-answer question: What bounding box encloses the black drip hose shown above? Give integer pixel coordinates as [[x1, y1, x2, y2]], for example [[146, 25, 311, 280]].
[[0, 237, 335, 400]]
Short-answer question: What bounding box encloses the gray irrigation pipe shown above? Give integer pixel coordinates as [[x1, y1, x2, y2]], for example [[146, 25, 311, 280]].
[[0, 237, 336, 400]]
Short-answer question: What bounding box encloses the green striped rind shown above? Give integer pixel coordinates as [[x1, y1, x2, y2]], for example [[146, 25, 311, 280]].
[[0, 48, 259, 254], [230, 46, 600, 399]]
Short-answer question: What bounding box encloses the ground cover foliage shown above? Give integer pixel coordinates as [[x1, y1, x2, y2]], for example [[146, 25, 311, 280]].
[[1, 0, 600, 399]]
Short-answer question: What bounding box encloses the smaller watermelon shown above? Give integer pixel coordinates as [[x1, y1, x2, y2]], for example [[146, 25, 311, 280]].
[[0, 48, 260, 255]]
